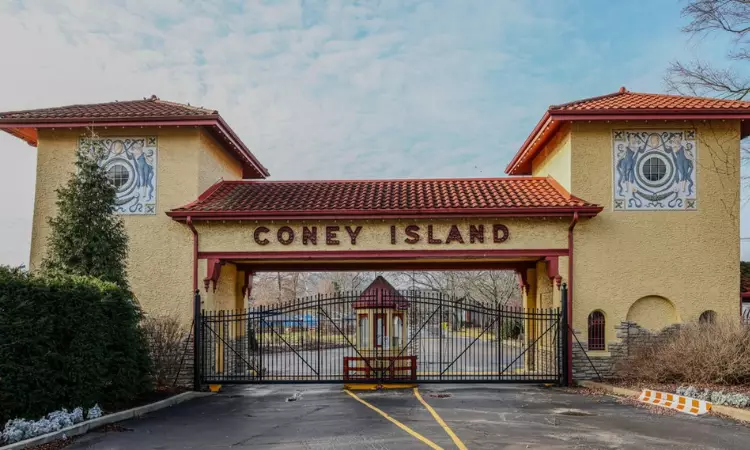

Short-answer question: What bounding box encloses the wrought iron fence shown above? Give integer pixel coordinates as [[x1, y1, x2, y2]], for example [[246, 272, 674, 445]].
[[197, 289, 561, 384]]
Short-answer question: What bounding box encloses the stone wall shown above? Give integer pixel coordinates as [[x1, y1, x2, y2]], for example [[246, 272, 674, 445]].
[[572, 321, 682, 380]]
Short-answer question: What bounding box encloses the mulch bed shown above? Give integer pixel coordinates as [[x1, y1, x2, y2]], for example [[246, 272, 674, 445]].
[[22, 386, 186, 450]]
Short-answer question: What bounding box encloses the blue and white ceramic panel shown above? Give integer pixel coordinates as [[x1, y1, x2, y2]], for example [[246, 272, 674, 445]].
[[612, 130, 696, 211], [80, 136, 158, 215]]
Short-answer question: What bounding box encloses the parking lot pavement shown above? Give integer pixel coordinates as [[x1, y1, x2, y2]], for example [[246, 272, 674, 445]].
[[68, 384, 750, 449]]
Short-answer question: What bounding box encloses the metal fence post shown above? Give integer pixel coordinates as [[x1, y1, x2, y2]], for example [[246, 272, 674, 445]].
[[193, 289, 202, 391], [560, 283, 569, 387]]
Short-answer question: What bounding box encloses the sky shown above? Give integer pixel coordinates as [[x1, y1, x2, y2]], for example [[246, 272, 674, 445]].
[[0, 0, 747, 266]]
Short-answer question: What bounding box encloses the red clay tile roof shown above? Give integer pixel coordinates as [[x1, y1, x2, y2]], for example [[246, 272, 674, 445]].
[[353, 276, 408, 309], [506, 87, 750, 175], [0, 95, 216, 122], [168, 177, 601, 219], [551, 87, 750, 112], [0, 96, 269, 178]]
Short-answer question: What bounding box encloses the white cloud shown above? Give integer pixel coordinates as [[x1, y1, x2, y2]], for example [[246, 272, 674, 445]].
[[1, 0, 743, 266]]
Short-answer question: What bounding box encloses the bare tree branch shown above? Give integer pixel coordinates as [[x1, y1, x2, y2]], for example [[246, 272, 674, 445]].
[[666, 60, 750, 99], [682, 0, 750, 36]]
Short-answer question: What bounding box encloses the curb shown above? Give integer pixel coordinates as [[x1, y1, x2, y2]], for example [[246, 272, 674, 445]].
[[578, 380, 640, 397], [577, 380, 750, 423], [1, 391, 213, 450]]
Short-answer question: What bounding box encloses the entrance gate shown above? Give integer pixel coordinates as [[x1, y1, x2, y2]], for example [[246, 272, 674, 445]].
[[196, 289, 562, 384]]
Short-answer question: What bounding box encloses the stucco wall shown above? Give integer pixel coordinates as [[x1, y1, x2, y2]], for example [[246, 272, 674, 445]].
[[535, 260, 554, 309], [198, 130, 243, 192], [30, 127, 221, 322], [570, 120, 741, 348], [531, 123, 572, 191], [196, 218, 569, 253]]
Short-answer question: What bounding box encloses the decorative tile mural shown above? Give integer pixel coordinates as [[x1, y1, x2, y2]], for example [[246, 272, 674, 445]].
[[612, 130, 696, 211], [80, 136, 157, 214]]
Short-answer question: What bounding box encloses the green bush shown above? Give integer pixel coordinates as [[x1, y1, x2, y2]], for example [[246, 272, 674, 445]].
[[0, 267, 152, 423]]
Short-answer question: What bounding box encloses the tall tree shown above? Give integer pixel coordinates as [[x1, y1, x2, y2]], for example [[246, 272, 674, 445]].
[[42, 136, 130, 289]]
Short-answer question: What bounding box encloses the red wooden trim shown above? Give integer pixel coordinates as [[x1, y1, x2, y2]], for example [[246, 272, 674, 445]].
[[506, 109, 750, 175], [214, 116, 270, 177], [241, 271, 254, 299], [545, 256, 562, 289], [200, 248, 569, 261], [203, 258, 224, 292], [0, 119, 217, 128], [0, 118, 269, 179], [516, 269, 530, 293], [168, 206, 602, 220], [504, 112, 554, 174], [551, 111, 750, 120], [186, 217, 199, 293], [237, 261, 539, 272]]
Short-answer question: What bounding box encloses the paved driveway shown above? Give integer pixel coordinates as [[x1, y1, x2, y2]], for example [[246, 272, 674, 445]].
[[69, 384, 750, 449]]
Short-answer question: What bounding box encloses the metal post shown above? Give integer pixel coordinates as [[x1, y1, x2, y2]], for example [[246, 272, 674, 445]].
[[193, 289, 202, 391], [259, 304, 264, 382], [497, 302, 501, 381], [317, 294, 321, 382], [560, 283, 569, 387]]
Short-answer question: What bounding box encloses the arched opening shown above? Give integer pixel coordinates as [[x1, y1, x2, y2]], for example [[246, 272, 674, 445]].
[[699, 310, 716, 325], [587, 311, 606, 351]]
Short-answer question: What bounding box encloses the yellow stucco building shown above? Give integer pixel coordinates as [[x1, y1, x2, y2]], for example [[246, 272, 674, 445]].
[[0, 87, 744, 381]]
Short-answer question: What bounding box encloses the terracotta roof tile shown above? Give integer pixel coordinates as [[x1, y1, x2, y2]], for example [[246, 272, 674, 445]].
[[551, 87, 750, 112], [169, 178, 601, 218], [0, 96, 216, 122], [506, 88, 750, 175]]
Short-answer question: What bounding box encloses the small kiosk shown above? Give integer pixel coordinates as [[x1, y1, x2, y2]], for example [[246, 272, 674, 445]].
[[344, 276, 416, 380]]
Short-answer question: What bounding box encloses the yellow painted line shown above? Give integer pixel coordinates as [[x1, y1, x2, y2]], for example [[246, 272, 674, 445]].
[[344, 390, 444, 450], [414, 388, 468, 450], [344, 383, 418, 391]]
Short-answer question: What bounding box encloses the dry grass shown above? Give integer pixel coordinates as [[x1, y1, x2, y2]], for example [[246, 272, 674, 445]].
[[616, 317, 750, 385]]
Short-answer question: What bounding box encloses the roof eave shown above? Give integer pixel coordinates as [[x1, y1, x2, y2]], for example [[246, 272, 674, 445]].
[[0, 116, 270, 179], [214, 116, 270, 178], [166, 205, 603, 222], [506, 108, 750, 175]]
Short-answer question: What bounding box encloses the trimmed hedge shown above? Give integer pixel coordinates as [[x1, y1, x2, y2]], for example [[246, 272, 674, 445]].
[[0, 267, 152, 423]]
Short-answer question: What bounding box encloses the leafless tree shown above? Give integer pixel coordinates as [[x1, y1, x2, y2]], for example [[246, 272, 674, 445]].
[[395, 270, 520, 306], [463, 270, 521, 307], [666, 0, 750, 99], [665, 0, 749, 210]]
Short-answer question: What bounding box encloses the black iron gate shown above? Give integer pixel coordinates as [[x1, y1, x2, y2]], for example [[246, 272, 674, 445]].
[[195, 289, 562, 384]]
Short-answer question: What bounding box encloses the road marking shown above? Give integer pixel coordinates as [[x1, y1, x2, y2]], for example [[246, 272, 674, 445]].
[[414, 388, 468, 450], [344, 390, 444, 450]]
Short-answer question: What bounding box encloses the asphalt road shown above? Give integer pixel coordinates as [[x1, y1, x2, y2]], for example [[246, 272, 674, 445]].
[[68, 384, 750, 449], [240, 336, 527, 381]]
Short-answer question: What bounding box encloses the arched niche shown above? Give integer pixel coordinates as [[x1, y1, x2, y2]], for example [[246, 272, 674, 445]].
[[626, 295, 679, 331]]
